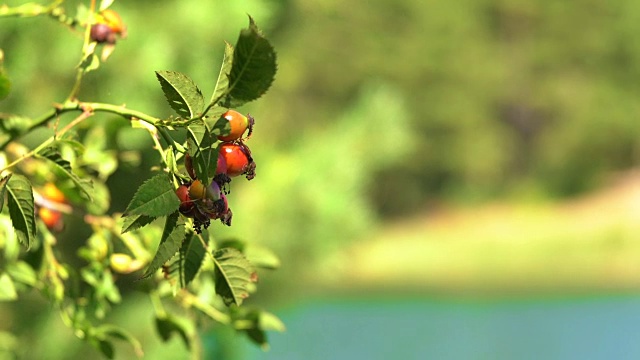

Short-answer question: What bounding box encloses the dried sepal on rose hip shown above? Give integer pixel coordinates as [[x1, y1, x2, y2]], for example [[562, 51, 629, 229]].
[[217, 110, 255, 142], [90, 9, 127, 44], [218, 142, 256, 180], [175, 180, 233, 233]]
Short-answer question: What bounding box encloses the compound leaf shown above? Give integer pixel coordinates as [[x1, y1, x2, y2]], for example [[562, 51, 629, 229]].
[[156, 71, 204, 119]]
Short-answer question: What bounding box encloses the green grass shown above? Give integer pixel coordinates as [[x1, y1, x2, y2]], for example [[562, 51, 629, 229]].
[[320, 177, 640, 295]]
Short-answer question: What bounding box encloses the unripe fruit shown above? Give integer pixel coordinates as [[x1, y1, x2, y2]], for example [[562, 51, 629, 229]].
[[219, 142, 256, 179], [39, 207, 63, 232], [110, 253, 144, 274], [217, 110, 254, 142], [42, 183, 66, 203]]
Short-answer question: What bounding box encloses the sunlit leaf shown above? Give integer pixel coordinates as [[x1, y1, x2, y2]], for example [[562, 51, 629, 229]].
[[179, 232, 207, 287], [0, 273, 17, 301], [36, 147, 93, 200], [156, 71, 204, 119], [225, 16, 277, 107], [141, 211, 185, 279], [122, 173, 180, 218], [210, 42, 234, 106], [6, 261, 37, 287], [213, 247, 255, 306], [218, 239, 281, 270], [6, 174, 35, 248]]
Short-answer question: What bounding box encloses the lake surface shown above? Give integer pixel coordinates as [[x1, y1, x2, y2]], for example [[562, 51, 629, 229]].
[[240, 294, 640, 360]]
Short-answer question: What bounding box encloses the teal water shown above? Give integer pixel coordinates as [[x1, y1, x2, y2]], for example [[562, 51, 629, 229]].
[[239, 295, 640, 360]]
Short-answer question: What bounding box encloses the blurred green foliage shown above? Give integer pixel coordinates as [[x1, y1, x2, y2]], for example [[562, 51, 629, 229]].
[[2, 0, 639, 278], [1, 0, 639, 269], [2, 2, 640, 356]]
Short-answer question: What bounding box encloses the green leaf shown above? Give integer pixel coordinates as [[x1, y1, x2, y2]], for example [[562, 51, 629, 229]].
[[0, 173, 11, 212], [0, 49, 11, 101], [218, 239, 281, 270], [213, 247, 255, 306], [204, 111, 232, 137], [156, 71, 205, 119], [237, 309, 285, 350], [6, 261, 37, 287], [141, 211, 185, 279], [186, 124, 219, 185], [121, 214, 156, 234], [210, 42, 234, 105], [92, 339, 115, 360], [155, 314, 192, 350], [122, 173, 180, 218], [0, 72, 10, 101], [6, 175, 35, 248], [225, 16, 277, 107], [0, 273, 17, 301], [36, 147, 93, 201], [95, 324, 144, 358], [179, 232, 207, 287]]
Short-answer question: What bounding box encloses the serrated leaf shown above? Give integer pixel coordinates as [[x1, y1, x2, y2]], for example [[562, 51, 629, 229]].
[[218, 239, 281, 270], [6, 175, 35, 249], [186, 124, 218, 185], [225, 16, 277, 107], [121, 214, 156, 233], [209, 42, 234, 106], [179, 232, 207, 287], [155, 314, 191, 350], [0, 173, 11, 212], [156, 71, 205, 119], [141, 212, 185, 279], [122, 173, 180, 217], [36, 147, 93, 201], [213, 247, 255, 306]]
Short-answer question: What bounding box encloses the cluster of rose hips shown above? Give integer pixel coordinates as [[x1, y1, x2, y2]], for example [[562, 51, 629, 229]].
[[175, 110, 256, 233]]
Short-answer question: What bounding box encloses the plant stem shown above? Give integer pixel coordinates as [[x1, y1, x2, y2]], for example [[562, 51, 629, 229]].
[[0, 101, 176, 171]]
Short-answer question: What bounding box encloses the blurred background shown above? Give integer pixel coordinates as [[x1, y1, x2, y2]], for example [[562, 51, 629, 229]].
[[3, 0, 640, 358]]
